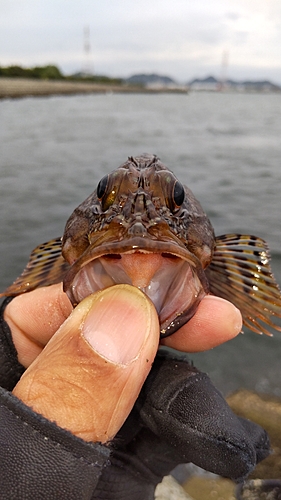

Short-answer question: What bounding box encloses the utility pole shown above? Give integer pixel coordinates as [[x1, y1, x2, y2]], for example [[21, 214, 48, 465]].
[[83, 25, 93, 76], [219, 50, 229, 91]]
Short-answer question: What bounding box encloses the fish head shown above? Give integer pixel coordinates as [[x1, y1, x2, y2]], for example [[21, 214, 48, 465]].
[[62, 154, 215, 336]]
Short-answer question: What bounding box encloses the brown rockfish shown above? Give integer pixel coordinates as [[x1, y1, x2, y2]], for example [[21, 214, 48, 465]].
[[1, 154, 281, 338]]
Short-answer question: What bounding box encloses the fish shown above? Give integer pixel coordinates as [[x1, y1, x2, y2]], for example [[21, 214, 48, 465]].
[[1, 153, 281, 338]]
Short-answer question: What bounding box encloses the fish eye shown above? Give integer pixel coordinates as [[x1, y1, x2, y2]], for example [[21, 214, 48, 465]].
[[173, 180, 185, 208], [97, 175, 109, 199]]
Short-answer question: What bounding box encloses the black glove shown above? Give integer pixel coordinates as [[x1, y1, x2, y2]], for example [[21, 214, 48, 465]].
[[0, 298, 270, 500]]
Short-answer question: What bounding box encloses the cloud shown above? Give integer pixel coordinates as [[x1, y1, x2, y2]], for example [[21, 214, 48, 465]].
[[0, 0, 281, 83]]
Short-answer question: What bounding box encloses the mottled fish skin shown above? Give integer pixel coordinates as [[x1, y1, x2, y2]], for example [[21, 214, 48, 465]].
[[61, 154, 215, 269], [1, 154, 281, 338]]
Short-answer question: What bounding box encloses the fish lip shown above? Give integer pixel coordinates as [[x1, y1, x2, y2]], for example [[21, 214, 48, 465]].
[[63, 236, 208, 293], [63, 237, 210, 338]]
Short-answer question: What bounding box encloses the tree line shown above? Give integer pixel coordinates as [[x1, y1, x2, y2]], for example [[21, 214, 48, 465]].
[[0, 64, 123, 84]]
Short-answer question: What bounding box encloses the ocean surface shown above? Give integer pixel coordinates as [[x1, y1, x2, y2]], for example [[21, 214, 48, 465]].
[[1, 91, 281, 396]]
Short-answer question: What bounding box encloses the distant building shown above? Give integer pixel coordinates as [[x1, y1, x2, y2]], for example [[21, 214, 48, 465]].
[[188, 76, 281, 92], [124, 73, 188, 91], [189, 76, 219, 91]]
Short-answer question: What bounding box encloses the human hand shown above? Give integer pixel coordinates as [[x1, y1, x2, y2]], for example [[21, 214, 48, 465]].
[[5, 284, 242, 442]]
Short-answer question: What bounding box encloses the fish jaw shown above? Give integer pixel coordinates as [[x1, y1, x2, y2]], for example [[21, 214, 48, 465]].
[[63, 238, 209, 338]]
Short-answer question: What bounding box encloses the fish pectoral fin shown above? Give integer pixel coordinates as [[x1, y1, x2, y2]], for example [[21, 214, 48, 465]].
[[0, 237, 70, 297], [205, 234, 281, 336]]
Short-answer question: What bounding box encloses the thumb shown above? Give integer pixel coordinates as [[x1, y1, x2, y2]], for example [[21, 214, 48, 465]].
[[12, 284, 159, 443]]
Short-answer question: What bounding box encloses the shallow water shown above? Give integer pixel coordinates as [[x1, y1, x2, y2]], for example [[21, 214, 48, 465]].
[[1, 91, 281, 395]]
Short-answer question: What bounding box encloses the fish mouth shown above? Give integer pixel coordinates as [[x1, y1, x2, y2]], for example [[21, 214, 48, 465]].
[[64, 238, 209, 337]]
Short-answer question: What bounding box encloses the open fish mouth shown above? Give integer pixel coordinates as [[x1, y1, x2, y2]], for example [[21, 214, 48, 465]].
[[64, 240, 209, 337]]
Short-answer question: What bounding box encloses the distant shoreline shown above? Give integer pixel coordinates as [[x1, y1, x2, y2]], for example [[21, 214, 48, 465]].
[[0, 77, 188, 99]]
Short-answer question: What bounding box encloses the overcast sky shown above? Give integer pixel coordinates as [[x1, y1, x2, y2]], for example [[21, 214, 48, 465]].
[[1, 0, 281, 83]]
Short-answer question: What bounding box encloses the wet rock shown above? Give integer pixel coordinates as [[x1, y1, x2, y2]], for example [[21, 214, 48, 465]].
[[183, 476, 236, 500], [236, 479, 281, 499], [155, 475, 194, 499]]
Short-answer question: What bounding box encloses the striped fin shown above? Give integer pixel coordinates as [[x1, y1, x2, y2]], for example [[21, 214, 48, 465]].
[[205, 234, 281, 336], [0, 237, 70, 297]]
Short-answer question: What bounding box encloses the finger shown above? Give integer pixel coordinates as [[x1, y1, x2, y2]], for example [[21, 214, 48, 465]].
[[12, 285, 159, 443], [161, 295, 242, 352], [4, 284, 73, 367], [5, 286, 242, 364]]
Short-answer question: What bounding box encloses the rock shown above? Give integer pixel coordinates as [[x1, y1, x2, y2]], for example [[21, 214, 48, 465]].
[[155, 476, 194, 499], [236, 479, 281, 499], [183, 476, 236, 500]]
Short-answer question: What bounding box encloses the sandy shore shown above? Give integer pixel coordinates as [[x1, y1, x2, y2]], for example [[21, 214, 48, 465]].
[[0, 78, 187, 99]]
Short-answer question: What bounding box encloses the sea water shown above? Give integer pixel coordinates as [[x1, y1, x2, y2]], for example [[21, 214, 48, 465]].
[[1, 91, 281, 395]]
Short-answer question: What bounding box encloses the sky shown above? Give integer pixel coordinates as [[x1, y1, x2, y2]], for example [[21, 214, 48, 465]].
[[1, 0, 281, 84]]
